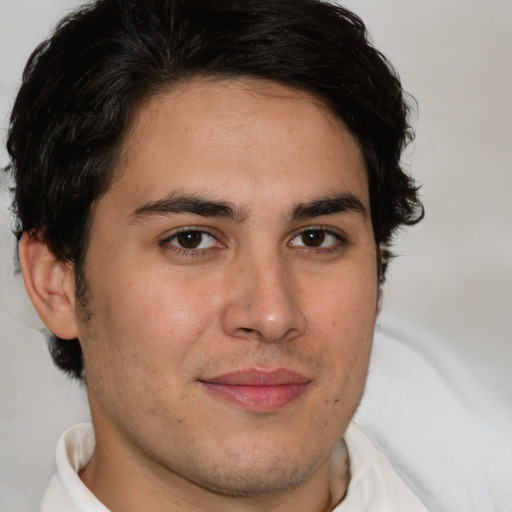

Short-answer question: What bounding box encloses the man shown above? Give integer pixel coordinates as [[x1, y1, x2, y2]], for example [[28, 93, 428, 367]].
[[5, 0, 425, 510]]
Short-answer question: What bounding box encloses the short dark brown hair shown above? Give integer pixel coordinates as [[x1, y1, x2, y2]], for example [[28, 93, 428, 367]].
[[6, 0, 423, 379]]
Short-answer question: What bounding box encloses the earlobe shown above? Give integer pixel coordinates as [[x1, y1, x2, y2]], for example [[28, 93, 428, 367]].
[[18, 231, 79, 340]]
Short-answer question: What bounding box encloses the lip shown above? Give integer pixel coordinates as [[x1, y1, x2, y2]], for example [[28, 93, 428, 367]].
[[198, 369, 311, 413]]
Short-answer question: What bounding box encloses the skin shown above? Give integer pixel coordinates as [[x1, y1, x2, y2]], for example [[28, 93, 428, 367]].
[[21, 78, 379, 512]]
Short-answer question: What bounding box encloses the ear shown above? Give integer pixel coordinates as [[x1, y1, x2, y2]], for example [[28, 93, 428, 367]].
[[18, 231, 79, 340]]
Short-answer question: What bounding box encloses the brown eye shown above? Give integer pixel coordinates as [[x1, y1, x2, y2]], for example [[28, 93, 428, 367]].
[[300, 229, 325, 247], [176, 231, 203, 249], [290, 228, 344, 251], [167, 230, 218, 251]]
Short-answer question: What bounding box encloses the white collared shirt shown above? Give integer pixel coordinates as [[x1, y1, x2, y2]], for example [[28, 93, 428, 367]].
[[40, 422, 427, 512]]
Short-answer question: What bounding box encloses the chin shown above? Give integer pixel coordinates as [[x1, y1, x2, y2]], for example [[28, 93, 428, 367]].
[[190, 448, 322, 498], [199, 470, 308, 498]]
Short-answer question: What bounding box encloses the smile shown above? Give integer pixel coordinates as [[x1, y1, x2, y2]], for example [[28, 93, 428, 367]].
[[198, 369, 312, 413]]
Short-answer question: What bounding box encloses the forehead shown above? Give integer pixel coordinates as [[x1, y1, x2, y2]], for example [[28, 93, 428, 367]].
[[134, 77, 342, 131], [105, 77, 368, 216]]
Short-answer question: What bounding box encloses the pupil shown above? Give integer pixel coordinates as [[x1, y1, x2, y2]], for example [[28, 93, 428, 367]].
[[177, 231, 202, 249], [302, 230, 324, 247]]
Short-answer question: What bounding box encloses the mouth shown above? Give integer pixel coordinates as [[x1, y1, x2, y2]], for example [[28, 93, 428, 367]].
[[198, 368, 312, 413]]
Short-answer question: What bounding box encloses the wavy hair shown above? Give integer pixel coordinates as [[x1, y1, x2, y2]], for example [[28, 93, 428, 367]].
[[6, 0, 423, 379]]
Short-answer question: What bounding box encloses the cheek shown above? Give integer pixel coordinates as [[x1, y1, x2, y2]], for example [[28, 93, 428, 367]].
[[103, 269, 218, 345], [307, 264, 377, 381], [309, 262, 378, 335], [78, 271, 210, 413], [77, 269, 222, 400]]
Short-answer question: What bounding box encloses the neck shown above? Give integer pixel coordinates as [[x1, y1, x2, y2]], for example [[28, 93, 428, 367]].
[[80, 423, 349, 512]]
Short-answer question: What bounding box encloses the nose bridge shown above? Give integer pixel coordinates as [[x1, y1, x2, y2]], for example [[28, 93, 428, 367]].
[[221, 246, 306, 343]]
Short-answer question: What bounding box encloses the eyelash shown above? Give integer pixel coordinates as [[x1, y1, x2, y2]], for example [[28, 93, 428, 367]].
[[159, 228, 220, 257], [160, 226, 347, 257], [289, 226, 347, 254]]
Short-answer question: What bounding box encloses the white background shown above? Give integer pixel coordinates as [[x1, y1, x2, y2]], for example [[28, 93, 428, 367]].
[[342, 0, 512, 404], [0, 1, 511, 510]]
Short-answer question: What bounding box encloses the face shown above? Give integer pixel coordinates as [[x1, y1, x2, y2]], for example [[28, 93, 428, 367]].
[[77, 78, 378, 498]]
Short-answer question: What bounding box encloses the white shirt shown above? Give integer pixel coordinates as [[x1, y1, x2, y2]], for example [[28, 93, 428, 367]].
[[40, 423, 427, 512]]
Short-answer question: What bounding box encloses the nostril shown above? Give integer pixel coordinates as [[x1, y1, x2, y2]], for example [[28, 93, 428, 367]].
[[234, 327, 265, 341]]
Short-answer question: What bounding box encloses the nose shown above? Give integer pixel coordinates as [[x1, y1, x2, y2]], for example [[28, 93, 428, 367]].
[[220, 252, 306, 343]]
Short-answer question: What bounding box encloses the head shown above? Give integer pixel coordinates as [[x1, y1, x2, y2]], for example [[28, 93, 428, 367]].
[[6, 0, 422, 504], [7, 0, 422, 381]]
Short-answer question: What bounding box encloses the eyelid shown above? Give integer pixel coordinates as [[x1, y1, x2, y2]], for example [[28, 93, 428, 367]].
[[162, 225, 221, 240], [160, 226, 225, 254], [159, 224, 348, 256], [291, 225, 347, 239], [288, 225, 348, 249]]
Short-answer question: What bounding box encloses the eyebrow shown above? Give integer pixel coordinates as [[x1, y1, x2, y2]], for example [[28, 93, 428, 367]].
[[130, 193, 247, 223], [129, 192, 367, 224], [291, 194, 368, 221]]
